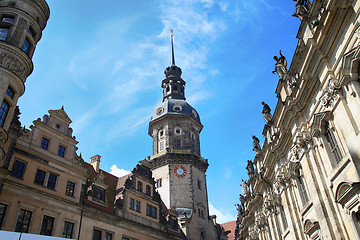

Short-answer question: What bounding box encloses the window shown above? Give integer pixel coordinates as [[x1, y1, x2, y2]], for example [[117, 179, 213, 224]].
[[129, 198, 134, 210], [146, 185, 151, 196], [105, 232, 113, 240], [27, 28, 34, 37], [123, 238, 130, 240], [0, 203, 7, 229], [21, 38, 30, 53], [201, 232, 205, 240], [34, 169, 58, 190], [2, 17, 14, 23], [58, 145, 65, 157], [10, 160, 26, 179], [6, 86, 14, 99], [197, 180, 201, 190], [279, 205, 288, 230], [146, 204, 157, 219], [34, 169, 46, 185], [40, 138, 49, 150], [169, 216, 178, 230], [137, 181, 142, 192], [296, 169, 309, 205], [176, 139, 181, 148], [47, 173, 58, 190], [93, 229, 102, 240], [0, 100, 10, 127], [135, 200, 141, 212], [325, 121, 343, 163], [159, 141, 164, 151], [192, 143, 195, 152], [0, 28, 9, 41], [15, 209, 32, 233], [92, 185, 106, 202], [156, 178, 162, 188], [62, 221, 74, 239], [65, 181, 75, 197], [40, 215, 54, 236], [198, 209, 204, 218]]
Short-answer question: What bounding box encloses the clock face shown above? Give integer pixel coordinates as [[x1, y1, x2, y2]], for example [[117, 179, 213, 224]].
[[174, 165, 187, 178]]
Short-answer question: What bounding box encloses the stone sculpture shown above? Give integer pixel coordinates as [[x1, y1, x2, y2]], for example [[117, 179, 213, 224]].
[[272, 50, 287, 79], [261, 102, 273, 124]]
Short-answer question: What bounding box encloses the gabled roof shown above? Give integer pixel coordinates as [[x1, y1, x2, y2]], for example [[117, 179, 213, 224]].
[[48, 106, 72, 124], [220, 220, 237, 240], [84, 162, 118, 211]]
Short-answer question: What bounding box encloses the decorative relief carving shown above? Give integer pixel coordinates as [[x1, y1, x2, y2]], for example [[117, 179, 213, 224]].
[[291, 132, 312, 161], [320, 79, 341, 108], [30, 0, 50, 18], [0, 52, 28, 79]]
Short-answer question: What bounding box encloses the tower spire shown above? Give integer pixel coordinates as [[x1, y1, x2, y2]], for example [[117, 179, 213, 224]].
[[170, 27, 175, 66]]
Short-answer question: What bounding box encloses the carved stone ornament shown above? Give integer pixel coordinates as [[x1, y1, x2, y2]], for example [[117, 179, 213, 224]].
[[0, 52, 28, 79], [274, 164, 290, 194], [320, 79, 341, 108], [291, 132, 312, 162], [292, 0, 312, 21], [255, 211, 267, 234], [262, 192, 275, 216]]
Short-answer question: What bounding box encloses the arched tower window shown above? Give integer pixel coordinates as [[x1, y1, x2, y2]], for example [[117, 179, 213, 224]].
[[200, 231, 205, 240]]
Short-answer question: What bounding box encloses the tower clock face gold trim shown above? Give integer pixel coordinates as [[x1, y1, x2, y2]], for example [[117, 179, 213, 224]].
[[174, 165, 187, 178]]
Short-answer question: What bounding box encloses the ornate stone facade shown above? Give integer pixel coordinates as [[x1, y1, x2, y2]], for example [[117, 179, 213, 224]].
[[235, 1, 360, 239]]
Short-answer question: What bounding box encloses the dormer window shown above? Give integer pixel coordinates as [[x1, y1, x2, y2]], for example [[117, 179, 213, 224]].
[[92, 185, 106, 202]]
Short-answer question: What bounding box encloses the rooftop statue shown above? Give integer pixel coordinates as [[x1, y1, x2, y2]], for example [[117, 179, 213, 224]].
[[246, 160, 255, 179], [292, 0, 312, 20], [272, 50, 287, 80], [252, 135, 261, 155], [241, 179, 248, 196], [261, 102, 273, 124]]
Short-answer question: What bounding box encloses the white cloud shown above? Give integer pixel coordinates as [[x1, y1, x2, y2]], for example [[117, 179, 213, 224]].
[[218, 2, 229, 12], [109, 164, 131, 177], [209, 202, 236, 224]]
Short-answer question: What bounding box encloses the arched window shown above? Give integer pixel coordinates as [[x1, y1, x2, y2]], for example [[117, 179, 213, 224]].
[[324, 121, 342, 163], [200, 232, 205, 240], [296, 169, 309, 205]]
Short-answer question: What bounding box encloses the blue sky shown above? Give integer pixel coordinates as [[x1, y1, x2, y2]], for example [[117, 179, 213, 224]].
[[17, 0, 300, 223]]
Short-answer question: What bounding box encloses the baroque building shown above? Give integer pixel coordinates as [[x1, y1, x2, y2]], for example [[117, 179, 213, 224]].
[[0, 1, 227, 240], [235, 0, 360, 240]]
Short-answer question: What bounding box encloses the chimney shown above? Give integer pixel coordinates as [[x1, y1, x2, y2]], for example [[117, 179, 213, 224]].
[[90, 155, 101, 173]]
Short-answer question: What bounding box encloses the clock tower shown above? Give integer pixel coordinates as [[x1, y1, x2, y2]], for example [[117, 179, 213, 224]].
[[146, 30, 217, 240]]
